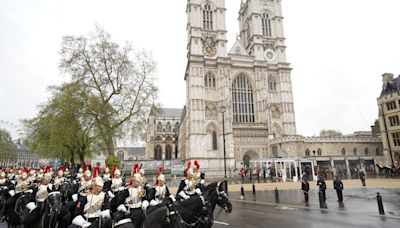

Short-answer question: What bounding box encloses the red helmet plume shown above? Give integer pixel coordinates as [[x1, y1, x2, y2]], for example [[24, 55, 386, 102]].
[[194, 160, 200, 170], [158, 166, 163, 176], [185, 161, 191, 177], [85, 163, 90, 171], [112, 163, 118, 177], [58, 165, 64, 172], [93, 166, 100, 178]]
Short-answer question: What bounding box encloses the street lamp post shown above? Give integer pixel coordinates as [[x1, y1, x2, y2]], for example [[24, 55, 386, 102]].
[[220, 106, 227, 179]]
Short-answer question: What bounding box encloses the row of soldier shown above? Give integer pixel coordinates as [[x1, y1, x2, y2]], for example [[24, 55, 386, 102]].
[[0, 160, 205, 227]]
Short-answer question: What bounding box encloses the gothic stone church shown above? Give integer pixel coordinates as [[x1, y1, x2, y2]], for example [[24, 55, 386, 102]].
[[176, 0, 296, 176]]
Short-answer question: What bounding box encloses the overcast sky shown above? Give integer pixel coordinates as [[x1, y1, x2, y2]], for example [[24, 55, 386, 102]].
[[0, 0, 399, 142]]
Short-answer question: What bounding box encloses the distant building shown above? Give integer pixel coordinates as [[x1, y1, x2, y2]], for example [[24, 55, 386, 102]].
[[377, 73, 400, 165], [268, 131, 384, 178], [145, 108, 182, 160], [115, 147, 146, 161], [14, 139, 41, 167]]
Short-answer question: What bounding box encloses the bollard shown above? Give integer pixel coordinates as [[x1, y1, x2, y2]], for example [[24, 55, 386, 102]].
[[377, 192, 385, 215], [240, 185, 245, 200], [224, 179, 229, 196], [252, 183, 256, 195], [318, 190, 325, 209], [275, 187, 279, 204]]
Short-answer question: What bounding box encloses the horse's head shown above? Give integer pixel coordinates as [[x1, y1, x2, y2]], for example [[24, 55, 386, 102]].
[[47, 191, 62, 214], [205, 181, 232, 213]]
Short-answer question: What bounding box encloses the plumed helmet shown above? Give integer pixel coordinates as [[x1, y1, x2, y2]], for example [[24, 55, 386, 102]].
[[42, 173, 52, 181], [132, 173, 141, 183], [186, 168, 194, 176], [78, 167, 83, 173], [92, 166, 100, 178], [93, 176, 104, 187], [114, 169, 121, 177], [0, 171, 5, 178], [84, 170, 91, 178], [158, 173, 165, 183], [21, 172, 28, 179], [139, 164, 145, 175]]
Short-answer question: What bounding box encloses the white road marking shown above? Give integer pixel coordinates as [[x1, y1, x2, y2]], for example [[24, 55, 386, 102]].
[[214, 221, 229, 226]]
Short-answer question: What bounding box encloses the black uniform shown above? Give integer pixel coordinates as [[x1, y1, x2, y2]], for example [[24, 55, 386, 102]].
[[333, 178, 344, 202], [301, 178, 310, 203], [317, 177, 327, 202]]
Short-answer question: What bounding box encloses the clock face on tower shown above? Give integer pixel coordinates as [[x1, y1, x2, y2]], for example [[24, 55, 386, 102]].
[[264, 49, 276, 62]]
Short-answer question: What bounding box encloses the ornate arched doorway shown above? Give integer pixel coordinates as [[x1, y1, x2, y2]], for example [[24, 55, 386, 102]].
[[242, 150, 259, 168]]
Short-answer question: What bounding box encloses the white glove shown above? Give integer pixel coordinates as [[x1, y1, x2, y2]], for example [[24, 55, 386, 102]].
[[100, 209, 111, 219], [72, 194, 78, 202], [149, 200, 158, 206], [117, 204, 128, 213], [11, 180, 15, 185], [26, 202, 37, 212], [72, 180, 77, 184], [108, 191, 115, 199], [8, 190, 15, 197], [195, 188, 202, 195], [2, 186, 8, 190], [200, 179, 205, 185], [24, 189, 33, 194], [169, 194, 176, 202], [178, 191, 189, 200], [72, 215, 91, 228], [118, 187, 125, 191], [142, 200, 149, 210]]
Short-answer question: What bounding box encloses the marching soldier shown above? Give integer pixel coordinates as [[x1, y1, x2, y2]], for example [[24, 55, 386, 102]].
[[71, 176, 112, 228], [177, 162, 201, 200]]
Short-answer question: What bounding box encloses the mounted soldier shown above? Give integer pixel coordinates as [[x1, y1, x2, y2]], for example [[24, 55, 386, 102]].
[[109, 163, 124, 195], [71, 175, 112, 228], [53, 166, 66, 190], [35, 172, 52, 215], [78, 164, 92, 197], [177, 161, 201, 200], [7, 166, 15, 180], [149, 166, 175, 207]]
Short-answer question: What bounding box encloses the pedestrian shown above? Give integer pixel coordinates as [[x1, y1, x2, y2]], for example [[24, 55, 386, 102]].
[[256, 168, 260, 182], [241, 168, 245, 183], [359, 169, 366, 186], [301, 175, 310, 204], [333, 176, 343, 202], [317, 176, 327, 202]]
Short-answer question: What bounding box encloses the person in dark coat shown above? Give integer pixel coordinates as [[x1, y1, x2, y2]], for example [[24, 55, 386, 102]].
[[317, 176, 327, 202], [359, 169, 366, 186], [301, 175, 310, 204], [333, 176, 344, 202]]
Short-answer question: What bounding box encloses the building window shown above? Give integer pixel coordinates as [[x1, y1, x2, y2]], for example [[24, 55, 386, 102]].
[[375, 148, 381, 156], [386, 101, 397, 111], [342, 148, 346, 156], [353, 148, 357, 155], [157, 122, 162, 132], [305, 148, 310, 156], [166, 145, 172, 160], [212, 131, 217, 150], [268, 75, 277, 91], [392, 132, 400, 146], [204, 72, 216, 88], [203, 3, 213, 30], [262, 12, 272, 37], [165, 136, 173, 142], [155, 136, 162, 142], [117, 151, 124, 161], [166, 122, 171, 132], [175, 122, 179, 133], [246, 22, 251, 44], [364, 148, 369, 156], [232, 74, 255, 123], [154, 145, 162, 160], [389, 115, 400, 126], [317, 148, 322, 156]]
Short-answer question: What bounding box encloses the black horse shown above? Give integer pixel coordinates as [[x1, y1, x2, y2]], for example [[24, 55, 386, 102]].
[[144, 181, 232, 228], [15, 190, 41, 228], [42, 191, 62, 228]]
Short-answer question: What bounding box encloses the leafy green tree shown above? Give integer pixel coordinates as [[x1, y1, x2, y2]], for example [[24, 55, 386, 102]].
[[23, 82, 101, 166], [0, 128, 18, 162], [319, 129, 342, 137], [59, 26, 158, 156]]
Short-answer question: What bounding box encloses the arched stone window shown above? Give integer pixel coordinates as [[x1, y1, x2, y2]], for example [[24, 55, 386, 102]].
[[117, 150, 124, 161], [353, 148, 357, 155], [268, 75, 277, 91], [246, 22, 251, 44], [175, 122, 180, 133], [342, 148, 346, 156], [166, 145, 172, 160], [262, 12, 272, 37], [165, 136, 173, 142], [203, 3, 213, 30], [305, 148, 310, 156], [232, 74, 255, 123], [157, 122, 163, 132], [364, 148, 369, 155], [166, 122, 171, 132], [212, 131, 217, 150], [204, 72, 216, 88], [375, 148, 381, 156], [154, 145, 162, 160], [155, 136, 162, 142], [317, 148, 322, 156]]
